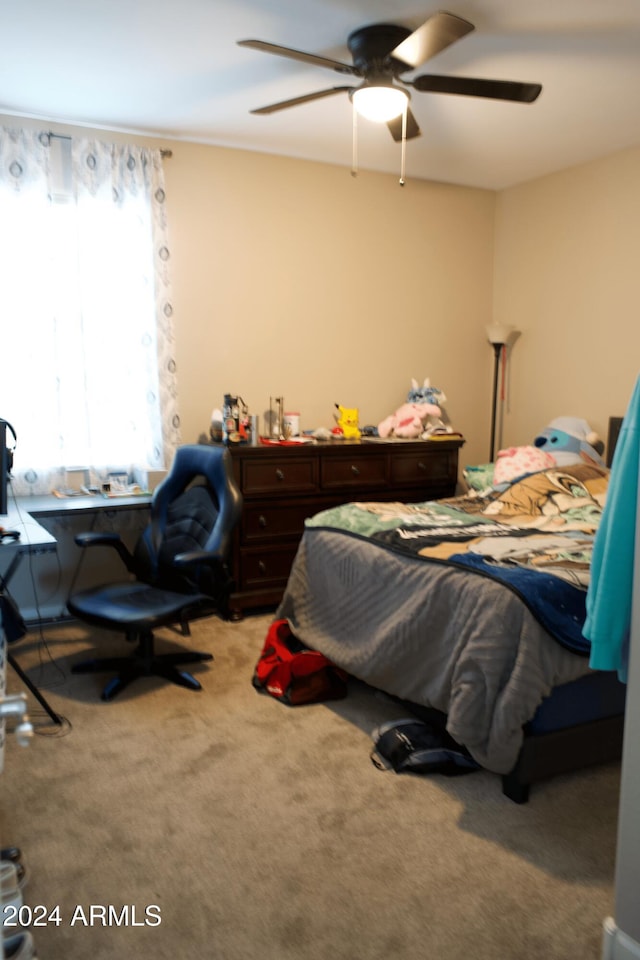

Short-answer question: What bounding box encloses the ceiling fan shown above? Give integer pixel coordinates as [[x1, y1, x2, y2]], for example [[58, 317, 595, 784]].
[[238, 11, 542, 143]]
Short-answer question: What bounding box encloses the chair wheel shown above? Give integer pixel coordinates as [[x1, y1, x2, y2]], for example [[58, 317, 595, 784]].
[[1, 847, 22, 864]]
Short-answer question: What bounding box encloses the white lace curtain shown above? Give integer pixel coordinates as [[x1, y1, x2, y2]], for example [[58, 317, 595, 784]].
[[0, 128, 180, 495]]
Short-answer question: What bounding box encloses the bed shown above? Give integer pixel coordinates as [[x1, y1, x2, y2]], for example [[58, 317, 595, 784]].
[[276, 419, 627, 802]]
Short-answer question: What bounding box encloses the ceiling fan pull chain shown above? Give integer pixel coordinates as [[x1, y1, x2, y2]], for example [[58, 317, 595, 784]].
[[351, 105, 358, 177], [399, 104, 407, 186]]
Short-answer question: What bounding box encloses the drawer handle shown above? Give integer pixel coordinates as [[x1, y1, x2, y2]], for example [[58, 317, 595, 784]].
[[275, 469, 285, 481], [258, 515, 267, 528], [258, 560, 267, 574], [350, 464, 360, 476]]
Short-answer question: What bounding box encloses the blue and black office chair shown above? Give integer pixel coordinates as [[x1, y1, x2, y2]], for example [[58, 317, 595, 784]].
[[67, 444, 243, 701]]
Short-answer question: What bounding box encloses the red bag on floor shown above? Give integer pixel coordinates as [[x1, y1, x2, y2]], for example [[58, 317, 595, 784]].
[[252, 619, 348, 705]]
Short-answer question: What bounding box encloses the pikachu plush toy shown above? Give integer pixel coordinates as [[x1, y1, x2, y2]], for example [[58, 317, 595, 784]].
[[333, 404, 361, 440]]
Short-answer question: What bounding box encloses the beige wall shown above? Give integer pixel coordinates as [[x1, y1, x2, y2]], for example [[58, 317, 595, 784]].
[[493, 145, 640, 456], [162, 142, 495, 467], [3, 115, 494, 468], [6, 113, 638, 471]]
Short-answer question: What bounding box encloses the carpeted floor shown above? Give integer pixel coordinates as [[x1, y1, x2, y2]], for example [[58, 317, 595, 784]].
[[1, 613, 620, 960]]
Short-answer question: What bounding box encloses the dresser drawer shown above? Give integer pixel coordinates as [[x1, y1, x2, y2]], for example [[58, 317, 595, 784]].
[[390, 448, 455, 487], [242, 457, 317, 496], [226, 437, 463, 618], [242, 502, 315, 543], [321, 454, 387, 490], [239, 545, 301, 590]]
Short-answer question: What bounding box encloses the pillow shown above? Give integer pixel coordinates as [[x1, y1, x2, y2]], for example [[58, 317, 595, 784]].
[[493, 445, 555, 486]]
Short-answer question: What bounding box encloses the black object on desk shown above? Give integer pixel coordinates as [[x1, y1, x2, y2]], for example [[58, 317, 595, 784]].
[[0, 528, 21, 542]]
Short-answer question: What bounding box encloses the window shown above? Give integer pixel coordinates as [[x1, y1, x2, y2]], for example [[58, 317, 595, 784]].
[[0, 128, 180, 496]]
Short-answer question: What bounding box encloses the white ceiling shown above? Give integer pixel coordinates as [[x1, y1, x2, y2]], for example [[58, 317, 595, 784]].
[[3, 0, 640, 190]]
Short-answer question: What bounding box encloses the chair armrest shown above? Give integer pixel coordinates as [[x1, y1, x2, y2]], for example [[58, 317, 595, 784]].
[[74, 531, 122, 548], [173, 549, 224, 569], [74, 531, 137, 574]]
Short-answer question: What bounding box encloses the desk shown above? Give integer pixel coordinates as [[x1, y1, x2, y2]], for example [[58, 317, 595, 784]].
[[1, 509, 57, 584], [15, 492, 152, 517], [6, 494, 152, 624], [1, 511, 58, 770]]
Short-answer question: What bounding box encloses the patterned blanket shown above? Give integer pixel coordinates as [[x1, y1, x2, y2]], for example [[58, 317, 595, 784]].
[[306, 463, 609, 655]]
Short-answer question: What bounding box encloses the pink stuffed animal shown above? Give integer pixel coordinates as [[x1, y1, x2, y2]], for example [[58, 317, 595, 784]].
[[378, 400, 441, 439]]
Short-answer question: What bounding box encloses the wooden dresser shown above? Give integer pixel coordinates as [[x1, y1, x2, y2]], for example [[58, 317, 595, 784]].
[[224, 437, 463, 619]]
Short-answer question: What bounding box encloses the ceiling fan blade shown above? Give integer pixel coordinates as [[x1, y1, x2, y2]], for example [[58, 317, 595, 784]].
[[249, 86, 354, 115], [390, 12, 474, 70], [238, 39, 357, 76], [387, 108, 421, 142], [412, 74, 542, 102]]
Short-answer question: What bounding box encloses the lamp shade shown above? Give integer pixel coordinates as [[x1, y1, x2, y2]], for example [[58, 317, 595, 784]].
[[351, 85, 409, 122], [487, 323, 513, 345]]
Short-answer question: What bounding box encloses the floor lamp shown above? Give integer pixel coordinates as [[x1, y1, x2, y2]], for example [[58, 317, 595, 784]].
[[487, 324, 519, 461]]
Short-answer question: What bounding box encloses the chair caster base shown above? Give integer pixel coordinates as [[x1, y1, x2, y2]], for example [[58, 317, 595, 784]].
[[72, 649, 214, 701]]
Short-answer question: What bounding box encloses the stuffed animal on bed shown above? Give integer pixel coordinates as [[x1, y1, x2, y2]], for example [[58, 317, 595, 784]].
[[378, 378, 444, 439], [533, 417, 605, 467], [493, 445, 556, 486], [492, 417, 605, 487]]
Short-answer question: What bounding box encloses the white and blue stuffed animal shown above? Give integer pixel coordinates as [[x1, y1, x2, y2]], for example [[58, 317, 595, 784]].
[[407, 377, 447, 408], [533, 417, 605, 467]]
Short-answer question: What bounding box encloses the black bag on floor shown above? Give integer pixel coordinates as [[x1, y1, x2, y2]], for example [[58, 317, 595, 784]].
[[371, 718, 480, 776]]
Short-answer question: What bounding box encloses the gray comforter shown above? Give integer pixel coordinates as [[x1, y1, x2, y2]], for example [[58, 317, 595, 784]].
[[277, 527, 593, 774]]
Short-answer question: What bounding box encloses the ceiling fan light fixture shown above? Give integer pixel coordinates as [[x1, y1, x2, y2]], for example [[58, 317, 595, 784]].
[[351, 84, 409, 122]]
